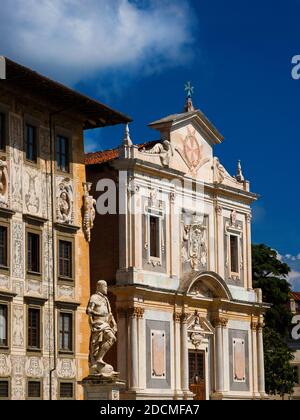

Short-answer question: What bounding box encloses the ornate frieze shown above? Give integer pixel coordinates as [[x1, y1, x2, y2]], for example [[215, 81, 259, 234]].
[[57, 359, 76, 379], [10, 114, 23, 212], [0, 354, 12, 377], [56, 177, 74, 224], [83, 182, 96, 242], [12, 304, 24, 348], [128, 307, 145, 319], [25, 357, 44, 378], [0, 158, 9, 208], [24, 170, 40, 214], [12, 222, 24, 279]]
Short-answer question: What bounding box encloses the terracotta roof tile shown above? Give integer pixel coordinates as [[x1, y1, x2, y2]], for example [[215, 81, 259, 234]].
[[290, 292, 300, 301], [85, 140, 159, 166]]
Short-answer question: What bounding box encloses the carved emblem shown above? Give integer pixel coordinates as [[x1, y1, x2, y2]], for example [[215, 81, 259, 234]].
[[176, 127, 209, 173], [189, 312, 205, 349], [182, 214, 207, 271], [83, 182, 96, 242], [56, 178, 74, 224]]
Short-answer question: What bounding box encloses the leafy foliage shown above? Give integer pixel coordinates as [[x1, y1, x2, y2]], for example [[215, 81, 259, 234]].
[[252, 244, 296, 397]]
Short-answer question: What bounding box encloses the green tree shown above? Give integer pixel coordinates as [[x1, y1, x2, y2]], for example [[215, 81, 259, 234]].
[[252, 244, 297, 398]]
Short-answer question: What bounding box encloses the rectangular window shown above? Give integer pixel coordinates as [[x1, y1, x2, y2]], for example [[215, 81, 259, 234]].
[[56, 136, 69, 172], [150, 216, 160, 258], [28, 381, 42, 399], [27, 232, 40, 274], [26, 124, 37, 162], [0, 113, 6, 151], [28, 307, 41, 350], [0, 380, 9, 399], [0, 226, 8, 268], [59, 312, 73, 353], [230, 235, 239, 274], [59, 240, 72, 279], [0, 304, 8, 348], [60, 382, 74, 399]]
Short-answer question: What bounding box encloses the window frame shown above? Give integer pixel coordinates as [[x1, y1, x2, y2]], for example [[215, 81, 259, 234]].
[[57, 233, 75, 285], [56, 134, 70, 173], [0, 378, 10, 400], [0, 219, 10, 275], [229, 234, 240, 276], [27, 379, 43, 400], [58, 309, 75, 355], [26, 226, 42, 281], [23, 115, 40, 167], [58, 380, 75, 400], [0, 104, 9, 154], [145, 207, 164, 266], [0, 301, 9, 350], [27, 304, 42, 353]]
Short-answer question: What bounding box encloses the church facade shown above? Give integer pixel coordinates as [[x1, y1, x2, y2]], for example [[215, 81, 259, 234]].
[[86, 95, 268, 400]]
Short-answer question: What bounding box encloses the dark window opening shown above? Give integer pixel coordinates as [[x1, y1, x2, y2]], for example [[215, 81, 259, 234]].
[[28, 308, 41, 350], [60, 382, 74, 399], [26, 125, 37, 162], [0, 381, 9, 399], [28, 381, 41, 399], [230, 235, 239, 273], [0, 226, 8, 268], [56, 136, 69, 172], [59, 312, 73, 352], [0, 113, 6, 151], [27, 232, 40, 274], [0, 304, 8, 347], [59, 240, 72, 279], [150, 216, 160, 258]]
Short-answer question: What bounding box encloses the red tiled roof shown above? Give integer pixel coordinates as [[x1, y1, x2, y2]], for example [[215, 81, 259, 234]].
[[85, 148, 119, 165], [290, 292, 300, 302], [85, 140, 158, 166]]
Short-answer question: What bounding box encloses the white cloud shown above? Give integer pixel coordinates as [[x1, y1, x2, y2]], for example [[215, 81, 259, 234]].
[[0, 0, 196, 84]]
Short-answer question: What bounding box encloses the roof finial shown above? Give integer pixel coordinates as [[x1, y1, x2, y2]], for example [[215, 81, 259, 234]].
[[236, 160, 245, 182], [184, 81, 195, 113], [122, 123, 133, 147]]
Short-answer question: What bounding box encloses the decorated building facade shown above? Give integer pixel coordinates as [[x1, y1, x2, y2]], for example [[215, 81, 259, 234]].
[[86, 93, 268, 400], [0, 57, 130, 400]]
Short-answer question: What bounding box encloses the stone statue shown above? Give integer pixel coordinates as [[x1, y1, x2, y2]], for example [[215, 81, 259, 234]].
[[213, 157, 226, 185], [86, 280, 118, 378], [142, 140, 174, 167]]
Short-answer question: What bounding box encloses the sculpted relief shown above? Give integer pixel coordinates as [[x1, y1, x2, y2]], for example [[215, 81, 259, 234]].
[[83, 182, 96, 242], [141, 140, 174, 168], [24, 171, 40, 214], [182, 213, 208, 272], [56, 177, 74, 224], [0, 159, 9, 207], [176, 127, 210, 174]]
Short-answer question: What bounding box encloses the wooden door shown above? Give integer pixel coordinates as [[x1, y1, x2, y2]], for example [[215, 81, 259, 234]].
[[189, 350, 206, 400]]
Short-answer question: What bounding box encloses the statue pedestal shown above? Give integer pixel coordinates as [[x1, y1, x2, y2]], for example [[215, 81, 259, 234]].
[[81, 376, 126, 401]]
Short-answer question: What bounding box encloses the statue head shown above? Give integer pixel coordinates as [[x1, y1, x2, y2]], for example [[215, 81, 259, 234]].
[[163, 140, 170, 151], [96, 280, 108, 296]]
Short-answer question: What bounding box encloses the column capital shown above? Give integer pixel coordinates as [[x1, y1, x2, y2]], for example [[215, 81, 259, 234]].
[[212, 317, 228, 328], [215, 205, 223, 216], [128, 307, 145, 319], [251, 321, 258, 331], [174, 312, 182, 323], [257, 322, 265, 332], [181, 313, 189, 324]]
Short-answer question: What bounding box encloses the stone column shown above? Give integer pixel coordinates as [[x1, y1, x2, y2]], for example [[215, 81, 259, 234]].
[[181, 313, 189, 393], [251, 321, 259, 395], [215, 205, 224, 276], [137, 308, 145, 390], [213, 317, 228, 393], [257, 322, 265, 395], [128, 308, 139, 390], [246, 213, 253, 289], [174, 312, 182, 396]]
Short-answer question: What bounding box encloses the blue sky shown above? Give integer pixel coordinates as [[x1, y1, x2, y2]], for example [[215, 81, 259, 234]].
[[0, 0, 299, 289]]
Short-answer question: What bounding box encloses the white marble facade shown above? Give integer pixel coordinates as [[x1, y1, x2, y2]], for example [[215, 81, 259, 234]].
[[107, 108, 268, 400]]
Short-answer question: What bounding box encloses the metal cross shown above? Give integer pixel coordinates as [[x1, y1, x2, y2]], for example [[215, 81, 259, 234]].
[[185, 81, 194, 98]]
